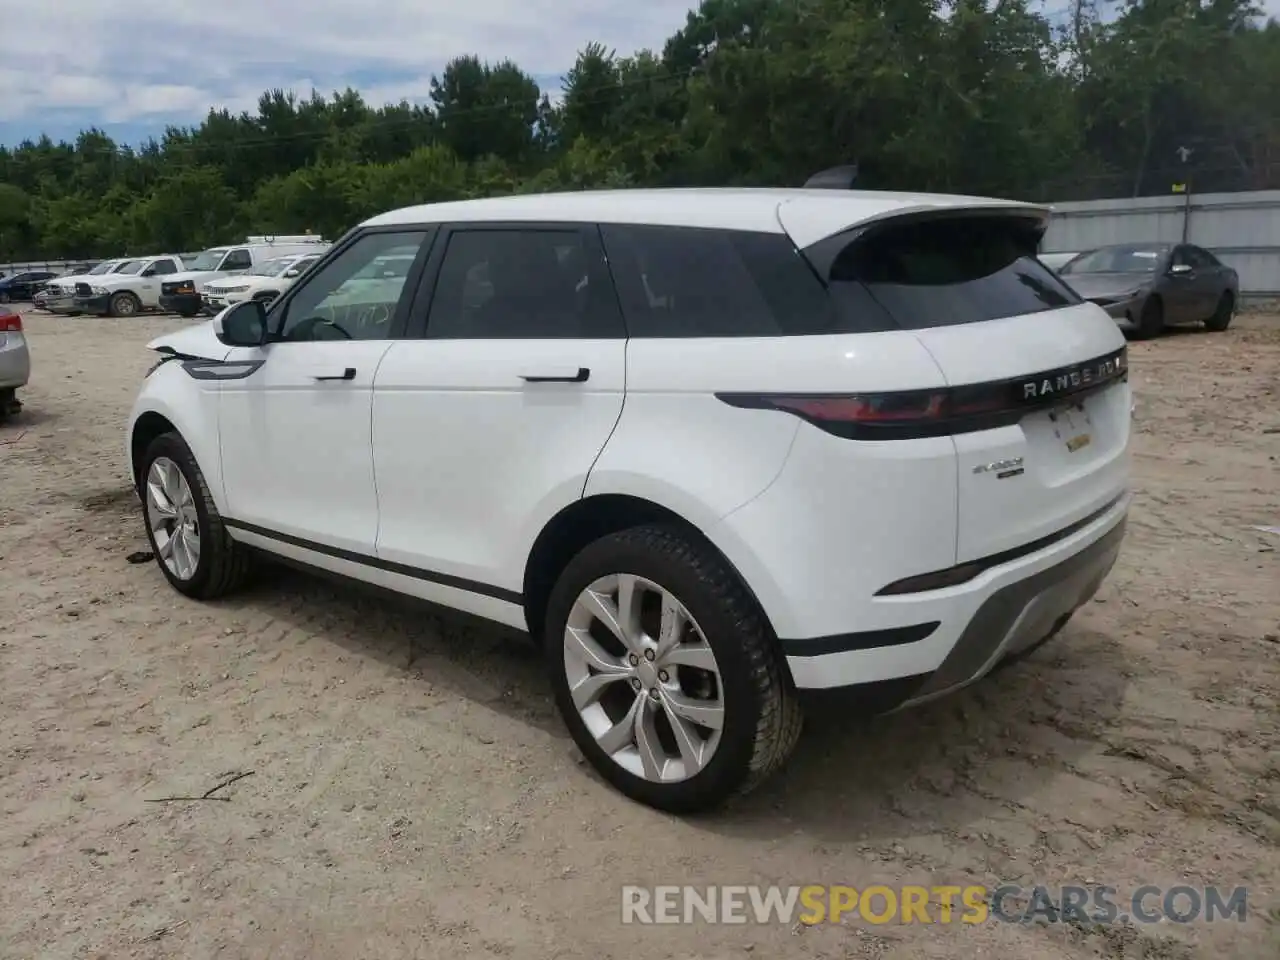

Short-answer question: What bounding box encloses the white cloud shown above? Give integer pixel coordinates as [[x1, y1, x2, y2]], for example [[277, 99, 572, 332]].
[[0, 0, 696, 126], [2, 0, 1277, 132]]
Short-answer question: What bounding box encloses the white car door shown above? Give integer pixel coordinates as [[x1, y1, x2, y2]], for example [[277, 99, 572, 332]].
[[136, 257, 181, 308], [371, 224, 627, 626], [217, 229, 435, 556]]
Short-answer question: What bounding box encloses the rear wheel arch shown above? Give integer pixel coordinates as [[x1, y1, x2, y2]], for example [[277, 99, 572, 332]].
[[521, 494, 779, 650]]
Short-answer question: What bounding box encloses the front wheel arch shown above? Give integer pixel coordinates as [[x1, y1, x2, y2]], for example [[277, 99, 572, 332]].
[[131, 411, 179, 495]]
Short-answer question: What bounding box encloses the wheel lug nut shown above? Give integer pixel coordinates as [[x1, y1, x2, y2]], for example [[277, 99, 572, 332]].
[[630, 678, 642, 691], [648, 688, 661, 701], [628, 654, 639, 666], [658, 670, 669, 683], [644, 649, 656, 662]]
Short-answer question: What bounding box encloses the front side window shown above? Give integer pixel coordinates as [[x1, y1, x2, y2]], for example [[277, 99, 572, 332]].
[[148, 259, 178, 276], [425, 229, 622, 339], [220, 249, 253, 271], [277, 231, 428, 342]]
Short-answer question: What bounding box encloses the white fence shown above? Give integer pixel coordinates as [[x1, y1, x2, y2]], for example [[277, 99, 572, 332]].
[[1041, 189, 1280, 299]]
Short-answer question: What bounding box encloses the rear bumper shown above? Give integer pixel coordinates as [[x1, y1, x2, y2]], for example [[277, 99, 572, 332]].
[[780, 494, 1128, 698], [0, 332, 31, 388]]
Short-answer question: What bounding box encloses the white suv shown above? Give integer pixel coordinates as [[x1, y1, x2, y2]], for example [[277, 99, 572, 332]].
[[126, 188, 1131, 812]]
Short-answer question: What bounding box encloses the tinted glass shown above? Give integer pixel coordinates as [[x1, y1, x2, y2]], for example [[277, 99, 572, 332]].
[[601, 224, 837, 337], [829, 216, 1081, 330], [150, 259, 177, 275], [1186, 246, 1218, 269], [279, 231, 427, 342], [222, 249, 253, 270], [426, 229, 622, 339], [1063, 244, 1168, 275]]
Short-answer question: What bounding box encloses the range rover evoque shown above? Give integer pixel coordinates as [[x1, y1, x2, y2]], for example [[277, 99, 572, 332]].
[[126, 187, 1132, 813]]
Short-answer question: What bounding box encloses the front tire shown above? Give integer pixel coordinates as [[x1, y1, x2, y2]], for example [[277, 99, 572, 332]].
[[545, 524, 802, 813], [139, 431, 250, 599], [110, 291, 141, 317], [1204, 292, 1234, 332], [1134, 296, 1164, 339]]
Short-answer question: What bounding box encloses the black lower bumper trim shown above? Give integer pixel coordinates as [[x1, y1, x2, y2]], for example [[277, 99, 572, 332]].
[[780, 621, 939, 658], [74, 294, 111, 315], [160, 293, 202, 314]]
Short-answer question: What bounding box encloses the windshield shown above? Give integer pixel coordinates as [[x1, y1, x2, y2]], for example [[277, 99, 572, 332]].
[[1061, 245, 1167, 275], [187, 249, 228, 271], [87, 261, 117, 275], [254, 257, 294, 277], [115, 260, 143, 275]]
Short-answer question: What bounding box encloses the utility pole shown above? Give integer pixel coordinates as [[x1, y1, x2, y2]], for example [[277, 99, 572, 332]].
[[1175, 145, 1193, 242]]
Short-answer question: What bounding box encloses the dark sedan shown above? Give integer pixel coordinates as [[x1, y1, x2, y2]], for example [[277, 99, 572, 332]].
[[1058, 242, 1239, 339], [0, 270, 59, 304]]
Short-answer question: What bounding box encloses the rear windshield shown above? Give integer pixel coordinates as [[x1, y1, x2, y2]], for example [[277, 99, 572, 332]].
[[827, 215, 1081, 329]]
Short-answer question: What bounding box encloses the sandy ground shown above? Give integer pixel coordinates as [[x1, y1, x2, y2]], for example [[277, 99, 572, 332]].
[[1, 307, 1277, 960]]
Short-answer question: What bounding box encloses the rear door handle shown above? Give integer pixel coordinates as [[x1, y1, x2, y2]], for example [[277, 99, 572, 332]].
[[520, 367, 590, 383], [314, 367, 356, 381]]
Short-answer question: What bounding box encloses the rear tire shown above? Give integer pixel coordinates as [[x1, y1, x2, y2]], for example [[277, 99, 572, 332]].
[[1204, 292, 1234, 332], [1134, 296, 1164, 339], [139, 431, 251, 599], [177, 306, 200, 318], [544, 523, 802, 813]]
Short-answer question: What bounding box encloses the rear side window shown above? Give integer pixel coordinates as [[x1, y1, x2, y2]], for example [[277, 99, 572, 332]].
[[600, 224, 838, 337], [828, 216, 1081, 329]]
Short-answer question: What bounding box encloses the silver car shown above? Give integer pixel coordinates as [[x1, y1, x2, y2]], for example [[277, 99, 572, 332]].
[[0, 310, 29, 419], [1059, 242, 1240, 339]]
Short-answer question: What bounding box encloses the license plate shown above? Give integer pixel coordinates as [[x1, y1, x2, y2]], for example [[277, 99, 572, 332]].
[[1051, 402, 1092, 453]]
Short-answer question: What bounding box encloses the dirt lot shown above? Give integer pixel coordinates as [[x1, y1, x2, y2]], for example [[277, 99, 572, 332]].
[[1, 308, 1277, 960]]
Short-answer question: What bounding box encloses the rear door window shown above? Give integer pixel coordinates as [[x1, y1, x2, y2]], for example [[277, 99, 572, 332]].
[[600, 224, 837, 337], [826, 215, 1081, 330]]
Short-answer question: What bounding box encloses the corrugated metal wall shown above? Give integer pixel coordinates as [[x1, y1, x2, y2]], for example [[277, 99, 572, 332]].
[[1041, 190, 1280, 298]]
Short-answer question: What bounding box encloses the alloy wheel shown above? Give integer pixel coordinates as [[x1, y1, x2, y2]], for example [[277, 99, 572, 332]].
[[144, 456, 201, 581], [563, 573, 725, 783]]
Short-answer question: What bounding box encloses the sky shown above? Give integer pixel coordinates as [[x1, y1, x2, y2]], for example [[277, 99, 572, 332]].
[[1, 0, 1277, 148]]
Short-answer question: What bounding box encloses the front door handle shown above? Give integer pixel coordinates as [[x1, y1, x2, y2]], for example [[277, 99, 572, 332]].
[[520, 367, 590, 383], [314, 367, 356, 381]]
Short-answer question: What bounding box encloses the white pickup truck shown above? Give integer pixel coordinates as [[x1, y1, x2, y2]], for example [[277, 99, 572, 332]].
[[159, 236, 329, 316], [73, 255, 188, 317], [40, 259, 134, 314]]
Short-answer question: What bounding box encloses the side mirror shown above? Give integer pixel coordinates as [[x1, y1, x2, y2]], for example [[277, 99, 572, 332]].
[[142, 268, 156, 277], [215, 300, 268, 347], [284, 269, 300, 278], [1170, 263, 1193, 276]]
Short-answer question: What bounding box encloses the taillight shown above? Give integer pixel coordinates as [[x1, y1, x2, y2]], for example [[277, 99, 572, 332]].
[[0, 313, 21, 332], [717, 346, 1127, 441]]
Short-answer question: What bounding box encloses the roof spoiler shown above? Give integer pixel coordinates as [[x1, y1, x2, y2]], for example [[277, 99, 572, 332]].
[[803, 165, 859, 190]]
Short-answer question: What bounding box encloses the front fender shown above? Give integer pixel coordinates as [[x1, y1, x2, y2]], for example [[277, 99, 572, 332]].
[[127, 360, 225, 511]]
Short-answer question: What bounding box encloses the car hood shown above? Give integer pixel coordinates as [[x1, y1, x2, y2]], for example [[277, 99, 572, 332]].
[[147, 320, 232, 362], [44, 274, 95, 286], [1063, 273, 1151, 300], [95, 275, 143, 290]]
